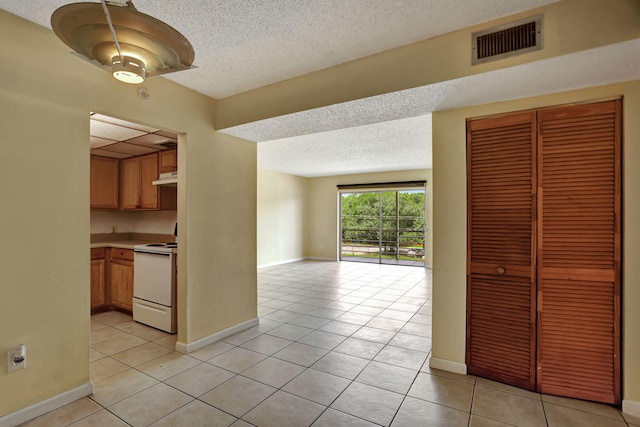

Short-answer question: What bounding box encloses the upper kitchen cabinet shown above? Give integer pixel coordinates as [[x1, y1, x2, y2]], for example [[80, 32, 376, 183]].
[[139, 153, 159, 209], [90, 155, 119, 209], [121, 156, 140, 210], [159, 149, 177, 173], [121, 152, 177, 211]]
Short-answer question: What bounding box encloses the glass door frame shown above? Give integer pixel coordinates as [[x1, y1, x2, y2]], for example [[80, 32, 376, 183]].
[[338, 182, 427, 267]]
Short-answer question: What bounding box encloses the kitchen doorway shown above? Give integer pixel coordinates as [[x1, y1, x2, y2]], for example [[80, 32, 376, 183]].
[[89, 113, 179, 332]]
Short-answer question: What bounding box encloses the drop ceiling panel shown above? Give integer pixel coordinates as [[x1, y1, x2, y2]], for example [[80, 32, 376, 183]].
[[90, 149, 133, 159], [126, 134, 177, 147], [90, 136, 117, 149], [98, 142, 158, 156], [90, 120, 147, 142], [89, 114, 178, 157]]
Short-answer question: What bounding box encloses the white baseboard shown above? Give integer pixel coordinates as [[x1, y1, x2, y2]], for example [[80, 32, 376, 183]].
[[258, 257, 305, 269], [0, 382, 93, 427], [429, 357, 467, 375], [306, 256, 338, 262], [258, 257, 338, 269], [175, 317, 259, 354], [623, 399, 640, 418]]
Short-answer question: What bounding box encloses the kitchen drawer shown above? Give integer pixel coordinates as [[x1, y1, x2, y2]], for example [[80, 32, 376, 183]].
[[91, 247, 106, 260], [110, 248, 134, 261]]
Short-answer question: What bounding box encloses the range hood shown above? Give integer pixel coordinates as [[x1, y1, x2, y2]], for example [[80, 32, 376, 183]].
[[153, 172, 177, 186]]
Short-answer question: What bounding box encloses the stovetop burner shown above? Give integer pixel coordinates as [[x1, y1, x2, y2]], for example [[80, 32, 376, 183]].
[[133, 242, 177, 253]]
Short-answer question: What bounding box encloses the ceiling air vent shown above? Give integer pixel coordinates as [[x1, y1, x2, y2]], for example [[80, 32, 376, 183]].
[[472, 15, 542, 65], [154, 140, 177, 149]]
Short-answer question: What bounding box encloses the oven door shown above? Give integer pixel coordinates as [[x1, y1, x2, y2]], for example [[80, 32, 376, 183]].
[[133, 250, 174, 306]]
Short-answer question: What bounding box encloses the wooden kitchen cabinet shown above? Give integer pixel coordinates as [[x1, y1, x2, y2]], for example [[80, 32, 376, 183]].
[[121, 153, 176, 211], [90, 248, 107, 309], [159, 149, 177, 173], [120, 156, 140, 210], [139, 153, 159, 209], [110, 248, 134, 312], [90, 156, 119, 209]]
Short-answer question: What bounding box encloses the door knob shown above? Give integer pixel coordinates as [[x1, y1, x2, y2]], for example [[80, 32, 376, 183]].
[[496, 266, 506, 274]]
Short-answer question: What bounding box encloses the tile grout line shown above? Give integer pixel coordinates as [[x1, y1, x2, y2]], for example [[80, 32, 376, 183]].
[[87, 263, 468, 426], [387, 348, 433, 427]]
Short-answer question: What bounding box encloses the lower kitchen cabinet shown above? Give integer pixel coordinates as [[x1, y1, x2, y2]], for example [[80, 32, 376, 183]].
[[90, 248, 106, 309], [110, 248, 134, 312]]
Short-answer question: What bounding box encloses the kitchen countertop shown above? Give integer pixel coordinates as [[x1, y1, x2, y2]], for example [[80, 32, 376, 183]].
[[90, 240, 155, 249], [90, 232, 175, 250]]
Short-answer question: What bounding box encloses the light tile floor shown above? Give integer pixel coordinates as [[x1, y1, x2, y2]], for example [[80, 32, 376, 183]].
[[20, 260, 640, 427]]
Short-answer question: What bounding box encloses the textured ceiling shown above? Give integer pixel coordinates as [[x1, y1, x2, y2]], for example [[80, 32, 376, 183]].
[[233, 38, 640, 175], [224, 39, 640, 143], [258, 115, 432, 178], [0, 0, 560, 99], [5, 0, 636, 178]]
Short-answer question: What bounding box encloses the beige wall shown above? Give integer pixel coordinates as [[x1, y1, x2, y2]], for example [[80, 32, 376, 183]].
[[0, 10, 256, 417], [3, 0, 640, 419], [431, 81, 640, 407], [179, 131, 257, 342], [257, 169, 308, 267], [257, 168, 432, 267], [306, 170, 433, 267], [90, 210, 178, 234]]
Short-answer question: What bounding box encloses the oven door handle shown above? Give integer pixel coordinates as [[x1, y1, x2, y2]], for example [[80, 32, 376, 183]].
[[133, 249, 172, 256]]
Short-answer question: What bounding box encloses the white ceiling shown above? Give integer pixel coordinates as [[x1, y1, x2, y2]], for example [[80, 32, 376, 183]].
[[3, 0, 639, 177]]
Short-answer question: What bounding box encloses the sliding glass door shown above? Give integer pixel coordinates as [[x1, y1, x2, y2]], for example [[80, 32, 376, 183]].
[[340, 188, 426, 266]]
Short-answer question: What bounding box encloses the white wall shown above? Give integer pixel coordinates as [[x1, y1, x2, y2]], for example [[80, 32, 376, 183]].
[[257, 169, 307, 267]]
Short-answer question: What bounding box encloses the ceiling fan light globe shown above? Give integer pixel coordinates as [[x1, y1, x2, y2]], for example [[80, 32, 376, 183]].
[[112, 55, 146, 84], [51, 2, 195, 81]]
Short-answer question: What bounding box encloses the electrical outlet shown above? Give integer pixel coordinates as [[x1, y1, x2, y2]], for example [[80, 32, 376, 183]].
[[7, 344, 26, 373]]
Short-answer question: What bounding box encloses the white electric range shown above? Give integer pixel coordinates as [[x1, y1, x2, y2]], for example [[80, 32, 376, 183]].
[[132, 242, 177, 333]]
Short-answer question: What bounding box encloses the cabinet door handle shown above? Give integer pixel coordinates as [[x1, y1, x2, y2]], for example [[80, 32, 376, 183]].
[[496, 266, 506, 274]]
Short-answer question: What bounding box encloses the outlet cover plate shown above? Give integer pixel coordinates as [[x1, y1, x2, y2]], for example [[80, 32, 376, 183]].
[[7, 348, 26, 372]]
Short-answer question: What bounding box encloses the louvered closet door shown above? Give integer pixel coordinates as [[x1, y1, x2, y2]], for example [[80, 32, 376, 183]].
[[466, 112, 537, 390], [537, 100, 621, 404]]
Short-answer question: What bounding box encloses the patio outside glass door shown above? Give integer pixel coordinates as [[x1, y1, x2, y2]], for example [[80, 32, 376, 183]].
[[340, 189, 425, 266]]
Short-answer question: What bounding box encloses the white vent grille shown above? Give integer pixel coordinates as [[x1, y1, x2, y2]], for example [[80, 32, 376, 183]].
[[472, 15, 542, 65]]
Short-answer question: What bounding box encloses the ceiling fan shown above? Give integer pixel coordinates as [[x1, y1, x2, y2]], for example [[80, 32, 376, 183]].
[[51, 0, 195, 84]]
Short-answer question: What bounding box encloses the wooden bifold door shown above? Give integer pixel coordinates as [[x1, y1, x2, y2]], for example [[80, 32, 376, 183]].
[[466, 100, 621, 404]]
